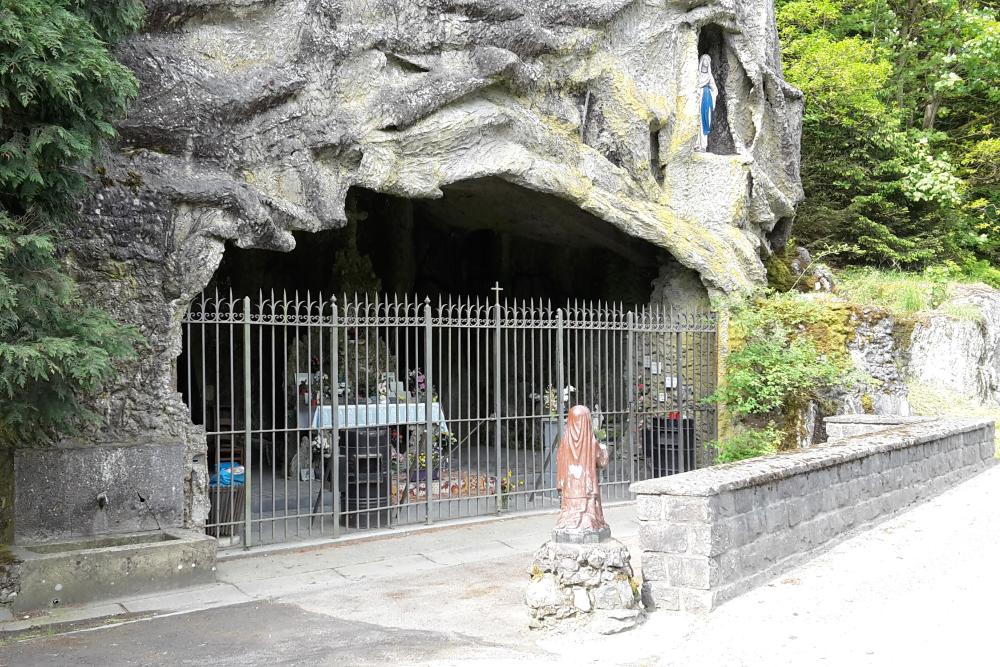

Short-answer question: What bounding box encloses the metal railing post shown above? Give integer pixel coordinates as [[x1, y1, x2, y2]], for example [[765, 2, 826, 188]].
[[676, 329, 684, 475], [494, 287, 503, 514], [556, 307, 565, 465], [424, 298, 434, 525], [626, 310, 635, 485], [242, 296, 253, 549], [331, 299, 341, 537]]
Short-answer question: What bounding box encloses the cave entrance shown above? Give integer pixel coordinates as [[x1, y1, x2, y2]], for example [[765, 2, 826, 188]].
[[209, 178, 660, 304], [177, 179, 717, 548], [697, 24, 737, 155]]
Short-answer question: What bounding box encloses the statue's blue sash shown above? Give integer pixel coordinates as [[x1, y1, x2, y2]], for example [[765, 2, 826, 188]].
[[701, 85, 713, 136]]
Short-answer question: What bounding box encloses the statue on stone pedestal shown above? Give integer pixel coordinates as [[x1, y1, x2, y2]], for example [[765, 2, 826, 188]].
[[554, 405, 610, 543], [527, 404, 643, 633], [696, 54, 718, 152]]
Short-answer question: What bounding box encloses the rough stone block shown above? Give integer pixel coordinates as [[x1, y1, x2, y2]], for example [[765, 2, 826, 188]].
[[745, 510, 765, 540], [786, 499, 804, 527], [834, 482, 851, 508], [640, 552, 668, 582], [593, 579, 635, 610], [667, 556, 717, 590], [638, 522, 688, 554], [846, 477, 863, 500], [777, 475, 806, 499], [641, 582, 679, 611], [820, 487, 837, 512], [856, 499, 877, 523], [681, 589, 715, 614], [687, 523, 729, 557], [947, 449, 963, 469], [722, 515, 750, 550], [840, 505, 857, 528], [751, 485, 774, 510], [735, 489, 754, 514], [717, 491, 738, 517], [980, 441, 994, 460], [740, 544, 761, 572], [765, 502, 788, 532], [636, 495, 663, 521], [962, 445, 978, 466], [827, 509, 845, 535], [718, 551, 740, 583], [804, 491, 823, 519], [665, 497, 714, 523]]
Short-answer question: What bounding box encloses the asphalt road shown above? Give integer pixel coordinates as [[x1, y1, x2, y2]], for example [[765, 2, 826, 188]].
[[3, 466, 999, 666]]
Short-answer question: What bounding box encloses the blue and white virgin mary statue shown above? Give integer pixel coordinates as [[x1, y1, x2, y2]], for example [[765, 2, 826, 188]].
[[696, 54, 718, 152]]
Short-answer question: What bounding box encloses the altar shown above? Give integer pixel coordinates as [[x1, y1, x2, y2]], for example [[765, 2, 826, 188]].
[[302, 402, 450, 433]]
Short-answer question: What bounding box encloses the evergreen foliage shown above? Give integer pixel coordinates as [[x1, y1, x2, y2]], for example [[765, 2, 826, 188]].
[[0, 0, 144, 447]]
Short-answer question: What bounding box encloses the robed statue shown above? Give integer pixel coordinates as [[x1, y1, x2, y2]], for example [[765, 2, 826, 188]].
[[696, 54, 718, 152], [554, 405, 610, 542]]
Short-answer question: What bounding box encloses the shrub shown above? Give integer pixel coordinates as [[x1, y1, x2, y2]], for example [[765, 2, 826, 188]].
[[712, 425, 782, 464], [711, 293, 851, 420]]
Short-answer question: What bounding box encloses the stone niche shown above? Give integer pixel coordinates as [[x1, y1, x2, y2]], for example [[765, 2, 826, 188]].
[[49, 0, 802, 532]]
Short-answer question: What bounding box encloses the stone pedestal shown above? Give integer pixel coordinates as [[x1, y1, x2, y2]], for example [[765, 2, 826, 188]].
[[525, 538, 643, 634]]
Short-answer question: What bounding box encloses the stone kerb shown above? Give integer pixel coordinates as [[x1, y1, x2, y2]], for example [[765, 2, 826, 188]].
[[630, 418, 996, 614]]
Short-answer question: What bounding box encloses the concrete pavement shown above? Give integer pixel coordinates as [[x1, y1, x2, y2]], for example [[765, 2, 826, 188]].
[[2, 467, 999, 665]]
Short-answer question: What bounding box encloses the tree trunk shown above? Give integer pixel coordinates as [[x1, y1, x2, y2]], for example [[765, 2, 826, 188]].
[[922, 92, 942, 130]]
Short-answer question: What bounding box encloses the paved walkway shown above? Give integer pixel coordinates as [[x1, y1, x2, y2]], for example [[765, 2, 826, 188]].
[[2, 467, 999, 665]]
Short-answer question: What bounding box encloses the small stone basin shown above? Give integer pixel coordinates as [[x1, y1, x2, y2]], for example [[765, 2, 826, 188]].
[[10, 529, 216, 613], [23, 532, 178, 554]]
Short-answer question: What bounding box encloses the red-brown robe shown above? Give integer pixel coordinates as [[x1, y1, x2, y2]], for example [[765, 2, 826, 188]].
[[555, 405, 609, 532]]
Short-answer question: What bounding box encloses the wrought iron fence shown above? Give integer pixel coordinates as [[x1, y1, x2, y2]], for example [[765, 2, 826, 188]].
[[178, 288, 717, 548]]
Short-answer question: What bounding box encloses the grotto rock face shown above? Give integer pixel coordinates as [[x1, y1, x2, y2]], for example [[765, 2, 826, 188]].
[[64, 0, 803, 529], [907, 284, 1000, 407]]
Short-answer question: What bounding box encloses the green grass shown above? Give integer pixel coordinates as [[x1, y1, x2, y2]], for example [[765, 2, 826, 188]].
[[836, 268, 942, 314], [836, 266, 986, 321]]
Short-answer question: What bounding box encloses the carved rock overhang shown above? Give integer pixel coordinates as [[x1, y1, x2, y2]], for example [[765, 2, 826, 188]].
[[86, 0, 804, 306]]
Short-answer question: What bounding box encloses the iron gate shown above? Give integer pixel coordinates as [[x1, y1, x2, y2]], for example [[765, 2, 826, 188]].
[[178, 288, 717, 548]]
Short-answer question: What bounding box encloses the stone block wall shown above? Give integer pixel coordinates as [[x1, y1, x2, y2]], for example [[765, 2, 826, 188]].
[[631, 418, 995, 614]]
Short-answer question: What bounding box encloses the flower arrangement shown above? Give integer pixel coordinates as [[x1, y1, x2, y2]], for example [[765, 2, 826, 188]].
[[530, 385, 576, 417], [406, 368, 438, 401], [311, 431, 334, 456], [407, 368, 427, 395], [499, 469, 524, 509], [388, 423, 455, 479]]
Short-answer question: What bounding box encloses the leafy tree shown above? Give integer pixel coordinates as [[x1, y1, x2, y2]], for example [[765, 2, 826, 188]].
[[777, 0, 1000, 273], [0, 0, 144, 447]]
